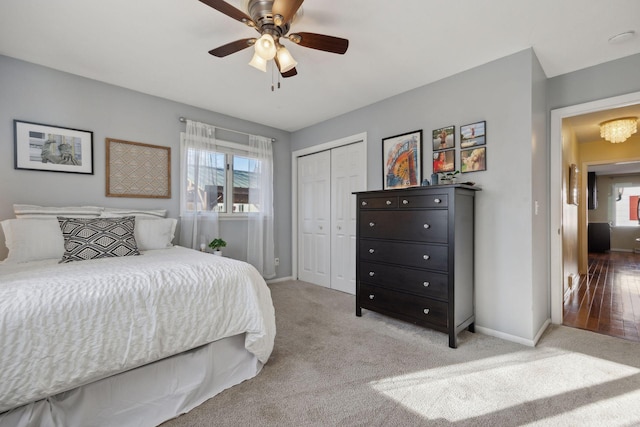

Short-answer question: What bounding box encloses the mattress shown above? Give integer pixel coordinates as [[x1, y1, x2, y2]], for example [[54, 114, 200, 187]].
[[0, 246, 276, 412]]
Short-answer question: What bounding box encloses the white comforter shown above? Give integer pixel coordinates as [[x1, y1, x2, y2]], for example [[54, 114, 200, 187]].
[[0, 247, 276, 412]]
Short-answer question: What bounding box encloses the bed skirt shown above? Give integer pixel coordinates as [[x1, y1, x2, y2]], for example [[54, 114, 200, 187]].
[[0, 334, 261, 427]]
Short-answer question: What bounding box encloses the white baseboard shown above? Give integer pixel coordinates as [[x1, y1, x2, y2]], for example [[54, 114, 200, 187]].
[[475, 319, 551, 347], [266, 276, 294, 284]]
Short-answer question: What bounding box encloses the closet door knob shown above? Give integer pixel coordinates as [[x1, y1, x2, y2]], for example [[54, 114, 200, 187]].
[[386, 200, 392, 205], [423, 255, 430, 260], [402, 199, 409, 205], [434, 198, 441, 204], [423, 308, 430, 315], [369, 248, 375, 254], [369, 222, 375, 227], [423, 224, 430, 229]]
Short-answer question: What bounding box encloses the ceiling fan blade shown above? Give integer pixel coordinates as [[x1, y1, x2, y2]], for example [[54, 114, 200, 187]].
[[208, 38, 256, 57], [281, 67, 298, 78], [198, 0, 255, 26], [272, 0, 304, 25], [288, 32, 349, 54]]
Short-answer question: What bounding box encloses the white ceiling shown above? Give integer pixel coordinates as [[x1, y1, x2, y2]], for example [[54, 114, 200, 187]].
[[1, 0, 639, 132]]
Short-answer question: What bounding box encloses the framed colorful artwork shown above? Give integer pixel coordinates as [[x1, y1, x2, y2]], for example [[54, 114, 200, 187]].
[[382, 130, 422, 190], [460, 146, 487, 173], [433, 149, 455, 173], [460, 121, 486, 148], [432, 125, 455, 151]]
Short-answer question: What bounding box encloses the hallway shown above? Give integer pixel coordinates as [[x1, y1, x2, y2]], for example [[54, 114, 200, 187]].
[[563, 251, 640, 342]]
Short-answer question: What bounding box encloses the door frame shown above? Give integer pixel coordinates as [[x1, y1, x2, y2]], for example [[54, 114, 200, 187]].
[[550, 90, 640, 324], [292, 132, 368, 280]]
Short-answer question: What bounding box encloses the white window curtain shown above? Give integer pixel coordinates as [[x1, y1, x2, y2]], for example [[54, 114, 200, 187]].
[[179, 120, 220, 250], [248, 135, 275, 279]]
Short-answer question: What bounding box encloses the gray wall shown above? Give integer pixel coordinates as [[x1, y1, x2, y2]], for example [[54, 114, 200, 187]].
[[547, 53, 640, 110], [293, 49, 543, 343], [0, 55, 292, 278]]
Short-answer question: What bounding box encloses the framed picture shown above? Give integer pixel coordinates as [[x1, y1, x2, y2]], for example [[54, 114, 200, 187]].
[[382, 130, 422, 190], [460, 120, 486, 148], [13, 120, 93, 174], [106, 138, 171, 198], [432, 125, 455, 151], [460, 146, 487, 173], [568, 163, 579, 205], [433, 149, 455, 173]]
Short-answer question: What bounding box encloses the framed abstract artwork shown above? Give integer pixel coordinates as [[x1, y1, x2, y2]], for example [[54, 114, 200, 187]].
[[382, 130, 422, 190], [13, 120, 93, 174], [106, 138, 171, 198]]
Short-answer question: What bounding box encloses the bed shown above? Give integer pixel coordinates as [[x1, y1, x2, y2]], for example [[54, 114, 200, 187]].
[[0, 206, 276, 427]]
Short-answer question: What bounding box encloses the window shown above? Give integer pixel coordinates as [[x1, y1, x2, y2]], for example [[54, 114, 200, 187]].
[[612, 183, 640, 226], [182, 141, 261, 216]]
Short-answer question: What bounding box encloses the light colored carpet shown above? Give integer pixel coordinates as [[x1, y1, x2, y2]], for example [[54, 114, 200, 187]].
[[163, 280, 640, 426]]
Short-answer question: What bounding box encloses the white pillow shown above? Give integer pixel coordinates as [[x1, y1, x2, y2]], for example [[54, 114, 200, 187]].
[[14, 204, 103, 218], [1, 218, 65, 264], [134, 218, 177, 250], [101, 208, 167, 219]]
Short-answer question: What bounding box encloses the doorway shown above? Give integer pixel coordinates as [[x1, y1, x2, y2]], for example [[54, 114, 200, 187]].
[[550, 91, 640, 334]]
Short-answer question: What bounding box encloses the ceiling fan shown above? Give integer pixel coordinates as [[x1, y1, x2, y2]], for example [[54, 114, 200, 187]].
[[199, 0, 349, 78]]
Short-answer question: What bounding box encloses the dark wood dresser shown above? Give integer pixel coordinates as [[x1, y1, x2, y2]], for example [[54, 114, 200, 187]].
[[354, 185, 479, 348]]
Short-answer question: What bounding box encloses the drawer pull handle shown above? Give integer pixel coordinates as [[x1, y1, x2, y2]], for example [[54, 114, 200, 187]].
[[402, 199, 409, 205], [369, 248, 375, 254], [369, 222, 375, 227], [362, 201, 368, 206], [369, 271, 375, 277], [434, 198, 441, 204], [423, 308, 430, 315], [386, 200, 392, 205], [369, 294, 375, 300], [423, 281, 430, 287], [423, 255, 430, 260], [423, 224, 430, 229]]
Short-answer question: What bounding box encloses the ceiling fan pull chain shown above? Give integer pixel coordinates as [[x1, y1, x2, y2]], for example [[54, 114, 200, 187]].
[[271, 61, 275, 91]]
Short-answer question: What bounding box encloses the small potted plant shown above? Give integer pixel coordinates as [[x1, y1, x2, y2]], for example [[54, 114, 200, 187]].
[[208, 238, 227, 256], [439, 170, 460, 184]]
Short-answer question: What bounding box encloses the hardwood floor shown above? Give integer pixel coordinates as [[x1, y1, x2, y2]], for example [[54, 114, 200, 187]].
[[563, 251, 640, 342]]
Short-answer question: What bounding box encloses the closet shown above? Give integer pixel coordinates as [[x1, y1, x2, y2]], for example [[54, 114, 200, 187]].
[[297, 142, 366, 294]]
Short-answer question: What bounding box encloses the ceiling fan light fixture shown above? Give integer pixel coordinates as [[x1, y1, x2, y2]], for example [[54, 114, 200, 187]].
[[255, 33, 277, 60], [600, 117, 638, 143], [276, 46, 297, 73], [248, 52, 267, 72]]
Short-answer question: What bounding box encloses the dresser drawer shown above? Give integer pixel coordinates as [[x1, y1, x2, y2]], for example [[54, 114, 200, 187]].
[[398, 194, 448, 208], [359, 261, 448, 300], [359, 196, 397, 209], [359, 210, 448, 243], [360, 240, 448, 271], [359, 283, 447, 327]]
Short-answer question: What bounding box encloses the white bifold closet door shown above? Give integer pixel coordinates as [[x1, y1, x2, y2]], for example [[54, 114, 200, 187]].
[[297, 142, 365, 294]]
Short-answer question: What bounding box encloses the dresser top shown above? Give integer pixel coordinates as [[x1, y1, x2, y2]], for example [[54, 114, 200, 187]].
[[353, 184, 481, 196]]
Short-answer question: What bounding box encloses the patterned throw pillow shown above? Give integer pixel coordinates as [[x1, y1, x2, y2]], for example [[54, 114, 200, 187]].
[[57, 216, 140, 263]]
